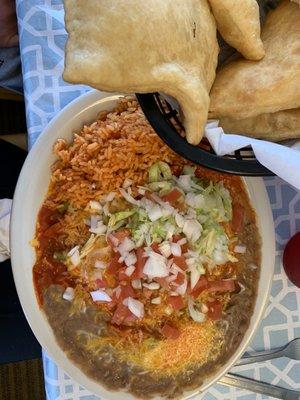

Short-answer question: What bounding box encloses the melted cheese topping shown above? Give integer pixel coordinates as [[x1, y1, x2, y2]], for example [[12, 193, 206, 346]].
[[83, 320, 224, 377], [133, 321, 224, 375]]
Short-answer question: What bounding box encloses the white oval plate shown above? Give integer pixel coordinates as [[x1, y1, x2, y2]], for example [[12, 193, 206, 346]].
[[10, 90, 275, 400]]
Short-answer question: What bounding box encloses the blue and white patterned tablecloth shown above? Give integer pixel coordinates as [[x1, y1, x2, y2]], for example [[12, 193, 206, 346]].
[[16, 2, 300, 399]]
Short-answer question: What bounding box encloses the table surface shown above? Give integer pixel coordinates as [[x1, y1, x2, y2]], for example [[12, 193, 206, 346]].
[[16, 1, 300, 399]]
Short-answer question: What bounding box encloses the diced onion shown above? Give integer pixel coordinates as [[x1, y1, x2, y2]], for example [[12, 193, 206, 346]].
[[108, 234, 119, 247], [159, 241, 172, 258], [128, 297, 144, 318], [190, 265, 201, 290], [90, 290, 112, 302], [170, 264, 182, 274], [183, 220, 202, 243], [103, 203, 110, 216], [177, 238, 187, 246], [115, 286, 122, 298], [213, 250, 228, 265], [176, 280, 188, 296], [175, 213, 185, 228], [185, 193, 204, 209], [124, 251, 137, 267], [123, 297, 129, 306], [63, 287, 74, 301], [125, 265, 136, 277], [201, 303, 209, 313], [188, 298, 206, 323], [105, 192, 116, 202], [70, 249, 80, 267], [122, 178, 133, 189], [90, 221, 107, 235], [166, 274, 177, 283], [177, 175, 192, 192], [238, 281, 246, 293], [151, 296, 161, 305], [161, 205, 174, 218], [132, 279, 142, 289], [90, 215, 102, 229], [89, 201, 102, 212], [118, 237, 136, 254], [143, 251, 169, 278], [119, 188, 140, 206], [95, 260, 106, 269], [165, 223, 176, 240], [170, 242, 182, 257], [143, 282, 160, 290], [248, 263, 258, 270], [147, 203, 163, 222], [234, 245, 246, 254], [164, 306, 173, 315], [68, 245, 79, 257]]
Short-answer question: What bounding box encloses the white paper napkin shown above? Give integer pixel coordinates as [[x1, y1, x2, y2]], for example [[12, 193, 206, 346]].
[[205, 121, 300, 190], [0, 199, 12, 262]]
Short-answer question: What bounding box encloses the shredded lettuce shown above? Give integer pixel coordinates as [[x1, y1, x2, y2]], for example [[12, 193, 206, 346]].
[[108, 210, 135, 227], [182, 165, 196, 175], [102, 161, 234, 268], [147, 181, 173, 193], [149, 161, 172, 182]]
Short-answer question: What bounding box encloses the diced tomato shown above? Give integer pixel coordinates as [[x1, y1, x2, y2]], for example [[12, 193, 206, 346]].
[[172, 234, 182, 242], [189, 276, 209, 298], [154, 277, 169, 290], [181, 243, 189, 254], [39, 206, 60, 231], [174, 272, 185, 285], [168, 295, 185, 311], [143, 288, 153, 299], [207, 300, 222, 320], [107, 235, 116, 249], [162, 188, 182, 203], [111, 304, 132, 325], [232, 203, 245, 233], [106, 292, 118, 310], [96, 277, 109, 289], [133, 247, 147, 279], [107, 254, 123, 275], [173, 256, 188, 271], [161, 324, 181, 340], [151, 242, 160, 253], [119, 283, 136, 300], [207, 279, 236, 293], [113, 229, 131, 241], [123, 312, 138, 325], [107, 230, 131, 248], [172, 235, 189, 254]]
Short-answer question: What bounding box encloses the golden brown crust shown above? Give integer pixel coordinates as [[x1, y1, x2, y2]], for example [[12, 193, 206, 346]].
[[63, 0, 218, 145], [208, 0, 265, 61], [209, 1, 300, 120], [219, 108, 300, 141]]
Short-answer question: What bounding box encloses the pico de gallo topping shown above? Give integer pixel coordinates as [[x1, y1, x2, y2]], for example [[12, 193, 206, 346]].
[[36, 162, 247, 340]]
